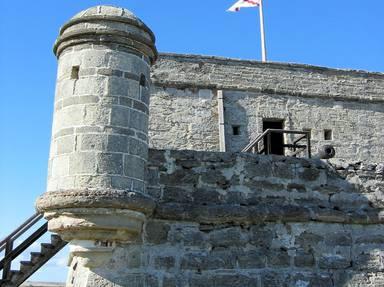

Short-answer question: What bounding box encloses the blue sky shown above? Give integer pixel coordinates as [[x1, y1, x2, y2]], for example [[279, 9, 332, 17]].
[[0, 0, 383, 283]]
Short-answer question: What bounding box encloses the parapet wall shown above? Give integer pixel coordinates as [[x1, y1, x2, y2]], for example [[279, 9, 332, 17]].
[[149, 54, 384, 162], [147, 150, 384, 225], [70, 149, 384, 287], [152, 53, 384, 102]]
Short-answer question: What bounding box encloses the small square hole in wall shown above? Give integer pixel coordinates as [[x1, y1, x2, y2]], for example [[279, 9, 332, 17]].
[[324, 129, 333, 140], [71, 66, 80, 80], [232, 125, 241, 136]]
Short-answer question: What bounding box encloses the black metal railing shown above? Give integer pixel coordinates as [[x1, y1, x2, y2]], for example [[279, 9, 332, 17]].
[[0, 213, 47, 281], [242, 129, 312, 158]]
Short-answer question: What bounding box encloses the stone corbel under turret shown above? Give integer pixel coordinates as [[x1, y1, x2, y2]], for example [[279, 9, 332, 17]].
[[36, 190, 155, 267]]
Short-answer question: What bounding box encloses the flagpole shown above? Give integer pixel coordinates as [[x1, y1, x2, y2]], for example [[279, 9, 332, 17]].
[[259, 0, 267, 62]]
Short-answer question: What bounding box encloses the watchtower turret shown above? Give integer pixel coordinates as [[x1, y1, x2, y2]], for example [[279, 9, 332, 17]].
[[36, 5, 157, 272]]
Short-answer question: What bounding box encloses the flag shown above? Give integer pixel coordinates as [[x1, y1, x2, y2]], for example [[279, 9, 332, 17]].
[[227, 0, 261, 12]]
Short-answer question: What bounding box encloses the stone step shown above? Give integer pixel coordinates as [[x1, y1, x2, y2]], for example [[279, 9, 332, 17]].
[[50, 235, 62, 247], [40, 243, 55, 255], [30, 252, 44, 264], [9, 270, 24, 283], [20, 261, 34, 273], [1, 235, 67, 286]]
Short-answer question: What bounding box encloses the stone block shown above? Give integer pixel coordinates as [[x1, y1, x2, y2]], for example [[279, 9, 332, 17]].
[[129, 138, 148, 158], [169, 225, 207, 246], [154, 256, 175, 270], [147, 187, 161, 200], [140, 89, 150, 105], [109, 53, 146, 75], [107, 134, 128, 153], [124, 155, 145, 179], [111, 106, 130, 127], [200, 170, 228, 186], [74, 175, 112, 189], [81, 50, 110, 68], [54, 127, 75, 138], [181, 252, 234, 270], [132, 179, 145, 192], [355, 234, 384, 245], [97, 68, 123, 77], [130, 109, 148, 132], [287, 273, 333, 287], [324, 232, 352, 246], [245, 180, 284, 192], [146, 167, 159, 186], [98, 96, 118, 105], [287, 183, 307, 193], [249, 226, 274, 247], [104, 126, 135, 137], [75, 126, 101, 134], [295, 231, 323, 250], [272, 161, 295, 179], [55, 80, 75, 99], [245, 160, 273, 178], [69, 152, 97, 175], [299, 168, 321, 181], [83, 105, 111, 126], [80, 134, 106, 151], [294, 249, 315, 267], [160, 170, 199, 186], [209, 227, 246, 247], [260, 271, 287, 287], [114, 274, 146, 287], [163, 276, 177, 287], [120, 97, 133, 107], [146, 274, 159, 287], [133, 100, 149, 114], [192, 188, 221, 204], [97, 153, 123, 175], [190, 274, 259, 287], [237, 249, 266, 268], [136, 131, 147, 142], [145, 221, 170, 244], [119, 247, 142, 269], [110, 175, 134, 190], [74, 76, 107, 96], [267, 248, 290, 267], [57, 106, 83, 128], [108, 77, 130, 96], [56, 135, 74, 155], [318, 254, 351, 269]]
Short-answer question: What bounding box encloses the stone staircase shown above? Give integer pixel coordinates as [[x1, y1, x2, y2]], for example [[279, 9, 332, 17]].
[[0, 214, 67, 287]]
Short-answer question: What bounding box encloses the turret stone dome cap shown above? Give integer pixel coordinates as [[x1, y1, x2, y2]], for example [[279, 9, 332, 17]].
[[53, 5, 157, 63]]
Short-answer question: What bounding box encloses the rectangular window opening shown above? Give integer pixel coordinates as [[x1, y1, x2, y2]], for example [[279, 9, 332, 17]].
[[232, 125, 241, 136], [324, 129, 333, 141], [71, 66, 80, 80]]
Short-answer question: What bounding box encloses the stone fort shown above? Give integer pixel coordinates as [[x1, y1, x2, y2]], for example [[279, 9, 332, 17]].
[[1, 5, 384, 287]]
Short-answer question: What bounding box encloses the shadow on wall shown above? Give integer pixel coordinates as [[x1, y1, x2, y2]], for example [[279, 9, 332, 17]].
[[224, 98, 250, 153]]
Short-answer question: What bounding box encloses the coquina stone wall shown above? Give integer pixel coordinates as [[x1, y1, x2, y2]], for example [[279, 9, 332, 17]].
[[69, 149, 384, 287], [149, 53, 384, 162], [149, 88, 219, 151]]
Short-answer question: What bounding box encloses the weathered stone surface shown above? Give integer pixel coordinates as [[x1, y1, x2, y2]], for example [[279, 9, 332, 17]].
[[144, 221, 170, 244], [149, 54, 384, 163], [34, 5, 384, 286]]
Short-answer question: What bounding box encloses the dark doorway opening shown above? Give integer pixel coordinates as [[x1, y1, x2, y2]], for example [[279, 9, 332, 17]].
[[263, 119, 285, 155]]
